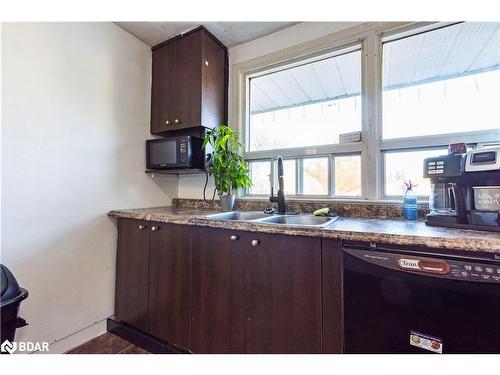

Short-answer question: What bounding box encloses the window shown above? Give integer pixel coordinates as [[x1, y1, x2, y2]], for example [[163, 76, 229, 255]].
[[248, 49, 362, 152], [380, 22, 500, 197], [334, 154, 362, 196], [245, 46, 363, 197], [279, 159, 297, 195], [240, 22, 500, 200], [303, 157, 329, 195], [383, 22, 500, 139], [248, 161, 271, 195], [384, 149, 446, 197]]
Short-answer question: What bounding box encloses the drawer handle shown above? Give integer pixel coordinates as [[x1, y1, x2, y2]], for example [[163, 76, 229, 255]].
[[151, 225, 160, 232], [174, 118, 181, 124], [138, 224, 147, 230], [251, 239, 259, 247], [230, 235, 238, 241]]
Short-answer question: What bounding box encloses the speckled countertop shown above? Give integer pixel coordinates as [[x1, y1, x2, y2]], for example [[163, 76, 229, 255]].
[[108, 206, 500, 254]]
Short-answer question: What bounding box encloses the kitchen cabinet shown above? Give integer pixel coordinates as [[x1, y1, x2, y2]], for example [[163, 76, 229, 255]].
[[150, 26, 227, 135], [322, 239, 344, 353], [115, 219, 151, 332], [148, 222, 191, 349], [115, 221, 336, 354], [114, 219, 191, 350], [190, 227, 322, 353], [244, 231, 322, 353], [150, 42, 176, 135], [190, 227, 245, 353]]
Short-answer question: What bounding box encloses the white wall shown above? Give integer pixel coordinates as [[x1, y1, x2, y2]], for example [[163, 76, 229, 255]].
[[177, 22, 362, 199], [1, 22, 177, 352]]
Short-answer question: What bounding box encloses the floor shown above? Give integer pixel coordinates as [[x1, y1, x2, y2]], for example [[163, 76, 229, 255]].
[[67, 332, 150, 354]]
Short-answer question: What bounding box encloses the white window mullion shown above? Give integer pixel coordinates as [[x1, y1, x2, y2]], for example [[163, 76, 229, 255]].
[[361, 31, 383, 200]]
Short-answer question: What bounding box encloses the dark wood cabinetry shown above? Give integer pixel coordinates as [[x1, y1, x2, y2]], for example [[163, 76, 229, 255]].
[[322, 239, 344, 353], [115, 220, 342, 354], [115, 219, 151, 332], [190, 228, 322, 353], [148, 222, 191, 349], [150, 27, 227, 135], [244, 232, 322, 353], [115, 219, 191, 350], [190, 227, 245, 353]]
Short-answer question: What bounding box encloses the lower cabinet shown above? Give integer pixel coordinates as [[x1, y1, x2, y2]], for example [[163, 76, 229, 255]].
[[115, 219, 192, 350], [244, 231, 322, 353], [148, 222, 191, 349], [115, 219, 151, 332], [115, 219, 339, 354], [190, 227, 245, 353], [322, 239, 344, 353], [190, 227, 322, 353]]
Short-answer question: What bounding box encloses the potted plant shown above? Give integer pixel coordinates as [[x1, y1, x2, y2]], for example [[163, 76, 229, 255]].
[[203, 124, 252, 211]]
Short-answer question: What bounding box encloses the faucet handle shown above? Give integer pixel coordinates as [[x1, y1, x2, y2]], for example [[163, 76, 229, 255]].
[[264, 206, 275, 214]]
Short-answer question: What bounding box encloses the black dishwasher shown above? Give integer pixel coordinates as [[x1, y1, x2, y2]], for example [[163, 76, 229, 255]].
[[343, 243, 500, 354]]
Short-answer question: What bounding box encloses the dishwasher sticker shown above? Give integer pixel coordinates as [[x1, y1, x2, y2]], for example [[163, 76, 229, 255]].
[[410, 331, 443, 353]]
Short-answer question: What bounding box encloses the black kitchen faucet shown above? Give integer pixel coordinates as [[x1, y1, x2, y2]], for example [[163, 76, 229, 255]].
[[269, 156, 287, 215]]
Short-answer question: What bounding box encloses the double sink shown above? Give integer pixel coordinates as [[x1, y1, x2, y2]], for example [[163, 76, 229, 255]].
[[203, 211, 339, 228]]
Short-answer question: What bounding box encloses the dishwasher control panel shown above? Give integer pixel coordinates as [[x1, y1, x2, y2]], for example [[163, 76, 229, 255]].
[[449, 262, 500, 282], [344, 248, 500, 283]]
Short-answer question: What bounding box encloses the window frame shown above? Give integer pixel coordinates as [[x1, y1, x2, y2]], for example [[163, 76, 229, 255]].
[[231, 21, 500, 200]]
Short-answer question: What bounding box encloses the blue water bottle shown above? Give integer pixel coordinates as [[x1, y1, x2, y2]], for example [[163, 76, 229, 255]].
[[403, 181, 418, 221]]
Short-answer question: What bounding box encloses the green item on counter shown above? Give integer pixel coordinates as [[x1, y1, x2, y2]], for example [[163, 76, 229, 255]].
[[313, 207, 330, 216]]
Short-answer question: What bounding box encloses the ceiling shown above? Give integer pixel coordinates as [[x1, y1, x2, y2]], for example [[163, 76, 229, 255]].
[[115, 22, 298, 48]]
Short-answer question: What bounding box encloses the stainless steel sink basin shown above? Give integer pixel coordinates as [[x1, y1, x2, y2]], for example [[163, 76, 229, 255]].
[[255, 214, 338, 228], [204, 211, 270, 221], [203, 211, 338, 228]]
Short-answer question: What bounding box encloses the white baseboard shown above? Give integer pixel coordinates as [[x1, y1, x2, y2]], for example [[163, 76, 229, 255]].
[[32, 318, 109, 354]]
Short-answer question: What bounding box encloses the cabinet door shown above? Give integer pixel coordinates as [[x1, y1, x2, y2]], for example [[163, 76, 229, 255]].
[[148, 223, 191, 350], [190, 227, 245, 353], [322, 239, 343, 353], [151, 42, 176, 134], [200, 30, 226, 129], [115, 219, 151, 331], [171, 31, 202, 130], [244, 232, 322, 353]]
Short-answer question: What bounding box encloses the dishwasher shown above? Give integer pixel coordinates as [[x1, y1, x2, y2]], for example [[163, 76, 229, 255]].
[[343, 242, 500, 354]]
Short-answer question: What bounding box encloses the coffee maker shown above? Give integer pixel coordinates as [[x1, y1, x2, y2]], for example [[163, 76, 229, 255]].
[[424, 147, 500, 232]]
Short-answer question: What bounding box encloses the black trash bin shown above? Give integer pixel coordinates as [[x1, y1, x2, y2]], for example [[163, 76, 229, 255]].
[[1, 264, 28, 343]]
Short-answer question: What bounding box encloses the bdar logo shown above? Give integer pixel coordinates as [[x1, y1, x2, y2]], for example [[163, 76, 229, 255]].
[[1, 340, 17, 354]]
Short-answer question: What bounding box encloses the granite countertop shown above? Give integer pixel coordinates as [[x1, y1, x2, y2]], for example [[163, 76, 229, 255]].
[[108, 206, 500, 254]]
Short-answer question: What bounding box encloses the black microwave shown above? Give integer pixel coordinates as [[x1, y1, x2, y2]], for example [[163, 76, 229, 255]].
[[146, 136, 206, 170]]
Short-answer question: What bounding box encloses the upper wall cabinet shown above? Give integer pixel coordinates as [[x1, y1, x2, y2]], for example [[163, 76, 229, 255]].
[[150, 27, 228, 135]]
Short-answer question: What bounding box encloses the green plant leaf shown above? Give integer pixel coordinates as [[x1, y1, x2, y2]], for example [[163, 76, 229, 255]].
[[203, 124, 253, 195]]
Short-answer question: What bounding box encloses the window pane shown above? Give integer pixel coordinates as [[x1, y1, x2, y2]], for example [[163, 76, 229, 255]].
[[249, 49, 362, 152], [248, 161, 271, 195], [384, 149, 447, 196], [334, 155, 361, 196], [303, 157, 329, 195], [383, 22, 500, 139], [274, 159, 296, 195]]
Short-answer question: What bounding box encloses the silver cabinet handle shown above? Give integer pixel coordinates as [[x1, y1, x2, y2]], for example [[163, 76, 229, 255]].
[[174, 118, 181, 124], [138, 224, 147, 230], [165, 120, 171, 125], [251, 239, 259, 247], [230, 235, 238, 241], [151, 225, 160, 232]]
